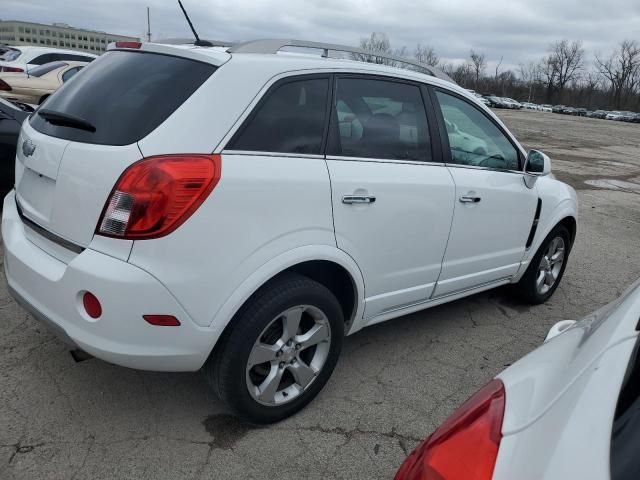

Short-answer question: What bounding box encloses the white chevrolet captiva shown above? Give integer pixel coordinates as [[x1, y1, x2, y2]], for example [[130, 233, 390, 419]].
[[2, 39, 578, 423]]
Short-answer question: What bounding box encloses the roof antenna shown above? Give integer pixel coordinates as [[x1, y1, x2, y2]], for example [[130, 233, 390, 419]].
[[177, 0, 213, 47]]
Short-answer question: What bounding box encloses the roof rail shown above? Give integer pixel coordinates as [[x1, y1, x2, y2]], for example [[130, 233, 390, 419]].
[[154, 38, 235, 47], [227, 39, 455, 84]]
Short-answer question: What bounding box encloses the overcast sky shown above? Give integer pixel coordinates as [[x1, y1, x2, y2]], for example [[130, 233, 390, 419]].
[[4, 0, 640, 71]]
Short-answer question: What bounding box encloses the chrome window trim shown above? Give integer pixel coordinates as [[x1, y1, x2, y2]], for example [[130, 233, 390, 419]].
[[222, 150, 325, 159], [443, 162, 525, 175], [325, 154, 445, 167]]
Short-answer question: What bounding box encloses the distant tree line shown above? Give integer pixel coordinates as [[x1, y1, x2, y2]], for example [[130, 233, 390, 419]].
[[355, 32, 640, 111]]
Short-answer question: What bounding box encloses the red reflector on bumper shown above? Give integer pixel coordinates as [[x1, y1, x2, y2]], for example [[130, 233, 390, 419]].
[[143, 315, 181, 326], [82, 292, 102, 319]]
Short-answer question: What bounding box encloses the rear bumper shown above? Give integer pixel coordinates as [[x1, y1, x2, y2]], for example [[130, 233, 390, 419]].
[[2, 191, 222, 371]]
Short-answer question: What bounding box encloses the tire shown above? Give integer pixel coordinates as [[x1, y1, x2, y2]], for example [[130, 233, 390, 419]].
[[513, 224, 571, 305], [203, 272, 344, 424]]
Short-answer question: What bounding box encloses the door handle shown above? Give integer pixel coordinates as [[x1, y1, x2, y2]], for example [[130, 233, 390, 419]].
[[459, 195, 481, 204], [342, 195, 376, 205]]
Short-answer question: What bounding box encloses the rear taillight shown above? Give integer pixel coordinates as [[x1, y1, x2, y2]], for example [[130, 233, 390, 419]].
[[395, 379, 505, 480], [97, 154, 221, 240], [0, 79, 11, 91], [1, 66, 24, 73]]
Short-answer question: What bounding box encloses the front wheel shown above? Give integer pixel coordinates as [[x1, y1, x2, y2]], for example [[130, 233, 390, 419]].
[[513, 224, 571, 304], [204, 273, 344, 423]]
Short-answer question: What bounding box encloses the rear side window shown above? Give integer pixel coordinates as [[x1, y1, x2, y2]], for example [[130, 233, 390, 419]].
[[30, 50, 216, 146], [30, 53, 56, 65], [228, 78, 329, 155], [61, 67, 81, 83], [328, 78, 432, 161]]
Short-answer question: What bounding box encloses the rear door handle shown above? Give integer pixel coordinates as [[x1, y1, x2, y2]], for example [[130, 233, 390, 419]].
[[342, 195, 376, 205], [459, 195, 481, 204]]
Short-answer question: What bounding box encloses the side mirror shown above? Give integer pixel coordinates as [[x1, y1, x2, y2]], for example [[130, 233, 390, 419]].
[[524, 150, 551, 188], [544, 320, 576, 342]]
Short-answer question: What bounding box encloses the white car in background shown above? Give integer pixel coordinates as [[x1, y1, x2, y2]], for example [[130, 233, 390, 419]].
[[0, 46, 96, 73], [2, 39, 577, 423], [396, 278, 640, 480]]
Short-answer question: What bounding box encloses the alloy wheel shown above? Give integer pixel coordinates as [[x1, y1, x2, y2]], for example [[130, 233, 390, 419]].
[[536, 236, 565, 295]]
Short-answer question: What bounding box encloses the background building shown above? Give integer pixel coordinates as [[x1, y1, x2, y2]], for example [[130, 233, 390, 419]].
[[0, 20, 139, 54]]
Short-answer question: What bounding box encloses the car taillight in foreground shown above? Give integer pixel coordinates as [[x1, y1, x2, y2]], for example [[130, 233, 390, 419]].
[[395, 379, 505, 480], [0, 79, 11, 91], [1, 66, 23, 73], [97, 154, 221, 240]]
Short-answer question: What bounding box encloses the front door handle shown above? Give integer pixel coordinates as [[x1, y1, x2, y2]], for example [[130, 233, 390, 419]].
[[459, 195, 481, 204], [342, 195, 376, 205]]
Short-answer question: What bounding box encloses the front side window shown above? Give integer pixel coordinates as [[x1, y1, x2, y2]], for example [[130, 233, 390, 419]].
[[328, 78, 431, 161], [228, 77, 329, 155], [435, 91, 520, 171]]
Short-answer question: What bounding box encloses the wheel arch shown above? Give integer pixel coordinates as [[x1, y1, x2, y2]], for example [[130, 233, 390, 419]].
[[207, 246, 366, 357]]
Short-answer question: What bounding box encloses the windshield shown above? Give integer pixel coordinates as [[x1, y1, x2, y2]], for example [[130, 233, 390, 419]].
[[28, 61, 67, 77]]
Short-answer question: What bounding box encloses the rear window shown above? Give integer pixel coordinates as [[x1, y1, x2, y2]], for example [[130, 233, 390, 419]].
[[611, 339, 640, 479], [28, 61, 67, 77], [30, 50, 216, 146]]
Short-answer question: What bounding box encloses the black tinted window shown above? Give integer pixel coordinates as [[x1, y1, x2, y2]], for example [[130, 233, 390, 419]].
[[30, 53, 56, 65], [30, 51, 216, 146], [611, 341, 640, 480], [229, 78, 329, 154], [328, 78, 431, 161]]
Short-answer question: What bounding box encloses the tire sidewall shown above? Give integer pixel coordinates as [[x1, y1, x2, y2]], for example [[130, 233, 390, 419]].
[[523, 225, 571, 303], [216, 276, 344, 423]]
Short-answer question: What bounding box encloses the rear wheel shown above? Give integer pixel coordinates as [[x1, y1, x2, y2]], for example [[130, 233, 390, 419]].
[[513, 224, 571, 304], [204, 273, 344, 423]]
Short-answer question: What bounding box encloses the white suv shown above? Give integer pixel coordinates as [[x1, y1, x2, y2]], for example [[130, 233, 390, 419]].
[[2, 39, 578, 423]]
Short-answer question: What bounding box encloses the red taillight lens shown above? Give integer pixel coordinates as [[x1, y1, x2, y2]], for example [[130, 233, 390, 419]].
[[115, 41, 142, 49], [1, 66, 24, 73], [82, 292, 102, 319], [395, 379, 505, 480], [97, 154, 221, 240], [0, 79, 11, 91], [143, 315, 181, 326]]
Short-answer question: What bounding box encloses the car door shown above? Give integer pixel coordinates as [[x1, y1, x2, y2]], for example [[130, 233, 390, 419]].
[[326, 76, 455, 320], [430, 88, 538, 297]]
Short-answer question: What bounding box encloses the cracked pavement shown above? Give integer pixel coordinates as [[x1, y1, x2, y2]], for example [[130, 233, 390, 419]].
[[1, 110, 640, 479]]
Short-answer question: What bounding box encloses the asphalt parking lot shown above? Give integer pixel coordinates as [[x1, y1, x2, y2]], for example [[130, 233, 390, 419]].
[[1, 110, 639, 480]]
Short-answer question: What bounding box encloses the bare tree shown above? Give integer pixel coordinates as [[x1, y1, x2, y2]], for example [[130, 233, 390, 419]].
[[519, 62, 541, 102], [547, 40, 585, 100], [494, 56, 503, 80], [596, 40, 640, 109], [414, 44, 439, 66], [468, 50, 487, 88]]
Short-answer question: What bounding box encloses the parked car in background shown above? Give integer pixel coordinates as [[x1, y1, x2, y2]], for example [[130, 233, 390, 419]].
[[2, 39, 578, 423], [628, 113, 640, 123], [0, 97, 29, 200], [484, 95, 509, 108], [575, 108, 587, 116], [621, 112, 640, 122], [563, 107, 577, 115], [501, 98, 522, 109], [0, 61, 87, 105], [606, 111, 626, 121], [540, 104, 553, 112], [395, 278, 640, 480], [587, 110, 608, 119], [552, 105, 565, 114], [0, 46, 95, 73]]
